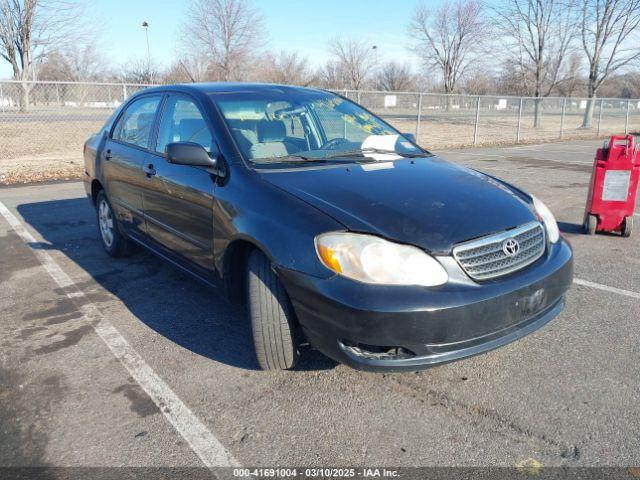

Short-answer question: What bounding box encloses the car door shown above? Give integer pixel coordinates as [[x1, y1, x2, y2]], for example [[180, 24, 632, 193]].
[[142, 93, 217, 273], [102, 94, 162, 238]]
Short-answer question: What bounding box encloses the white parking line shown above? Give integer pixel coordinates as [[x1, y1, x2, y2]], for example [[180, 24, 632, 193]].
[[0, 201, 239, 468], [574, 278, 640, 300]]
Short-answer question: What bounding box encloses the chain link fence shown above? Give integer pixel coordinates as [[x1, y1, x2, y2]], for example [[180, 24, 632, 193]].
[[342, 90, 640, 149], [1, 80, 639, 183]]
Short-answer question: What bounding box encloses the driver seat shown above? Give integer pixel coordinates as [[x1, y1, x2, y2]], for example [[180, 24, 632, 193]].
[[249, 120, 299, 159]]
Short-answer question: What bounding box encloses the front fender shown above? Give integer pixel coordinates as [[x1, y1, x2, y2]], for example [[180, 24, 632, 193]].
[[213, 166, 343, 279]]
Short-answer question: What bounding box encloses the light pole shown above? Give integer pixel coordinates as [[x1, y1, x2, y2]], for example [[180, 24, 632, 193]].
[[372, 45, 379, 90], [142, 21, 152, 84]]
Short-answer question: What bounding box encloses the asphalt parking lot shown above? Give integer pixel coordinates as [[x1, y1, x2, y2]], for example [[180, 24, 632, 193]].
[[1, 139, 639, 470]]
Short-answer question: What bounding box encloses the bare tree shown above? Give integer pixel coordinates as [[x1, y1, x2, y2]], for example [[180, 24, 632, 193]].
[[316, 61, 342, 89], [181, 0, 263, 82], [0, 0, 86, 110], [376, 62, 417, 91], [492, 0, 578, 127], [409, 0, 488, 94], [555, 51, 584, 97], [597, 71, 640, 97], [257, 50, 316, 86], [160, 62, 193, 84], [162, 56, 212, 83], [119, 57, 160, 84], [37, 43, 105, 82], [34, 45, 109, 106], [579, 0, 640, 127], [328, 38, 376, 90], [462, 69, 497, 95], [496, 59, 533, 95]]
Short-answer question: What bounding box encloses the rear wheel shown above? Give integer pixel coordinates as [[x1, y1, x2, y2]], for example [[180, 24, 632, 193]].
[[622, 216, 633, 238], [585, 214, 598, 235], [96, 191, 135, 257], [246, 250, 299, 371]]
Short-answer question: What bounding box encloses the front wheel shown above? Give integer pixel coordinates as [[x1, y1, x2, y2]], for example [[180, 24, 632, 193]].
[[96, 191, 135, 257], [246, 250, 299, 371]]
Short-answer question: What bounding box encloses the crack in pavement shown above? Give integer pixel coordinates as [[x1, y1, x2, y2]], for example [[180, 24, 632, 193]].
[[385, 374, 581, 461]]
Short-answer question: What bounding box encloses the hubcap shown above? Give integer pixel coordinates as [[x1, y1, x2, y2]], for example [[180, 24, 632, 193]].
[[98, 199, 115, 248]]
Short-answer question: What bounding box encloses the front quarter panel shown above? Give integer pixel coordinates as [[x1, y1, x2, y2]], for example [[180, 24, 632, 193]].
[[213, 166, 343, 279]]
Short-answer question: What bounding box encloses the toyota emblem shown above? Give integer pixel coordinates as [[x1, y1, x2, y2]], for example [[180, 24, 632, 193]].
[[502, 238, 520, 257]]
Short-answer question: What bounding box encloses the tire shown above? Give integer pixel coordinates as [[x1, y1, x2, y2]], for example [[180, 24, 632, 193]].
[[95, 191, 135, 257], [585, 214, 598, 235], [246, 250, 299, 371], [622, 216, 633, 238]]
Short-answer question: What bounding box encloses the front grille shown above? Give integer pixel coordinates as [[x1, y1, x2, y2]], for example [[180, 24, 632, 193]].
[[453, 222, 546, 280]]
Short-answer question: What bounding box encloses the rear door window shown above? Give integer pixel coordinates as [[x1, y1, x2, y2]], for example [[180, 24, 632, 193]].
[[112, 95, 161, 149]]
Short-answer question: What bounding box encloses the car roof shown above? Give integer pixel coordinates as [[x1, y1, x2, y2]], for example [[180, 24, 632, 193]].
[[139, 82, 329, 96]]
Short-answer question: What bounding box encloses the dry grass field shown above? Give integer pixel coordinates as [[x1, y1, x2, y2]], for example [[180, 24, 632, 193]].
[[0, 118, 104, 184]]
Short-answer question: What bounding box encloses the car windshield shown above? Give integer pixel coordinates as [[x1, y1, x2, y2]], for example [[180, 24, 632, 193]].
[[213, 90, 427, 167]]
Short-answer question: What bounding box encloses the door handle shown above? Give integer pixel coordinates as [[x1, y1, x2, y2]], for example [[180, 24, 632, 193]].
[[143, 163, 156, 177], [105, 149, 112, 160]]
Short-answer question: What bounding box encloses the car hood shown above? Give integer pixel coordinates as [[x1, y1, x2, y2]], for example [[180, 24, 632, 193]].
[[259, 156, 537, 254]]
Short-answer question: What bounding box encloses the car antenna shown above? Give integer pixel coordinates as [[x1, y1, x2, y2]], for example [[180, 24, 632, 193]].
[[179, 61, 197, 83]]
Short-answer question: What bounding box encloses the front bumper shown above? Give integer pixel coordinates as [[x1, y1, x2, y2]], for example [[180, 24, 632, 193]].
[[278, 239, 573, 372]]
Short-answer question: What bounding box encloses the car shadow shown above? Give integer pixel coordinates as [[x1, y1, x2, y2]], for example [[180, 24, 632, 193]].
[[17, 197, 337, 372], [558, 220, 628, 238], [557, 221, 584, 235]]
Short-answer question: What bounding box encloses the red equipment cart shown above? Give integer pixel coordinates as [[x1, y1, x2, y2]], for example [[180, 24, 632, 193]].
[[584, 135, 640, 237]]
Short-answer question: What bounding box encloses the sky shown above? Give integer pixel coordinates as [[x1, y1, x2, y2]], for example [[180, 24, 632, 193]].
[[0, 0, 428, 78]]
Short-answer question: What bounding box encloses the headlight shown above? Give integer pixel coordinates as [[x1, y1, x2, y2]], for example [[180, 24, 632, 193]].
[[315, 232, 448, 287], [532, 196, 559, 243]]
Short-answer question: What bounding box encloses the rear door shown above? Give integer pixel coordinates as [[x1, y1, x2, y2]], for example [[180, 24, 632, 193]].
[[142, 93, 217, 273], [102, 94, 162, 237]]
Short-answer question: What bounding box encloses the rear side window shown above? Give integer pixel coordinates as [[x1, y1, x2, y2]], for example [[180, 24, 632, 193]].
[[156, 97, 214, 154], [112, 95, 161, 149]]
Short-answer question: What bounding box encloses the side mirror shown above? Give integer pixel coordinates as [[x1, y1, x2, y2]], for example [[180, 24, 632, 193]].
[[166, 142, 218, 168], [403, 133, 417, 144]]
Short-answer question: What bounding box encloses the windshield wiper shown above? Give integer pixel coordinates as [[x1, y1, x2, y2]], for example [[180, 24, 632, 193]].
[[255, 148, 429, 165], [322, 148, 428, 159], [256, 154, 368, 165], [361, 148, 428, 158]]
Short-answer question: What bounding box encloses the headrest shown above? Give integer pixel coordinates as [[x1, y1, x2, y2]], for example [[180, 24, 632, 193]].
[[257, 120, 286, 143], [136, 112, 154, 131], [178, 118, 205, 141]]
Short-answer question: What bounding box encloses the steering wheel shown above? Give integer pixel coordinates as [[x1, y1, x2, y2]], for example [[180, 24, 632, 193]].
[[321, 137, 351, 151]]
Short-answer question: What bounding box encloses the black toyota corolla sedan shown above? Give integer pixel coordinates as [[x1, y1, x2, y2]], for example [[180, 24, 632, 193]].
[[83, 83, 573, 372]]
